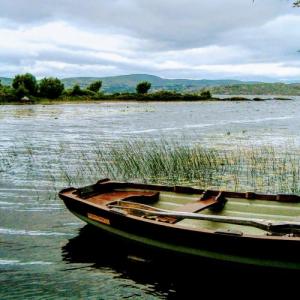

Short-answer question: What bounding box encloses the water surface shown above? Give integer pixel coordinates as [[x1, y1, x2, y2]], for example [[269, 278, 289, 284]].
[[1, 99, 300, 298]]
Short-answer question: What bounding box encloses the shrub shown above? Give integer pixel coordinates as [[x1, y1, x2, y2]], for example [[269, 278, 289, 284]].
[[200, 90, 212, 99], [0, 86, 17, 102], [15, 84, 30, 98], [111, 92, 139, 100], [12, 73, 37, 95], [150, 91, 182, 100], [87, 80, 102, 93], [39, 77, 64, 99], [70, 84, 82, 96], [136, 81, 151, 94], [65, 84, 96, 97]]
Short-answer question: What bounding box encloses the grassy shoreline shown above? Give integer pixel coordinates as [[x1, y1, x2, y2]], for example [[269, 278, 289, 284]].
[[0, 95, 292, 105]]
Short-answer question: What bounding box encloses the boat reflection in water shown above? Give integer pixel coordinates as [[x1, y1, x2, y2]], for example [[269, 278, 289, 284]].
[[62, 225, 299, 298]]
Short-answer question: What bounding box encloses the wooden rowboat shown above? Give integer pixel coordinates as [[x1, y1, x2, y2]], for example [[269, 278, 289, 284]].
[[59, 178, 300, 270]]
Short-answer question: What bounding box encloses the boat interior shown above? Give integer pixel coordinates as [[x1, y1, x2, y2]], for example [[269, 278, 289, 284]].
[[61, 178, 300, 237]]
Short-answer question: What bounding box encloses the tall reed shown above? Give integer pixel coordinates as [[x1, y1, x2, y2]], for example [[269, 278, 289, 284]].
[[55, 140, 300, 194], [6, 139, 300, 195]]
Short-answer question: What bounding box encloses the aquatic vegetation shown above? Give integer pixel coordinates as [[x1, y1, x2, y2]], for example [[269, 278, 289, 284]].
[[4, 139, 300, 196], [0, 148, 18, 173], [42, 140, 300, 195], [94, 141, 300, 194]]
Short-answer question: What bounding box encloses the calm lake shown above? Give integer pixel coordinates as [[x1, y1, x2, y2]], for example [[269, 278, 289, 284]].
[[1, 98, 300, 299]]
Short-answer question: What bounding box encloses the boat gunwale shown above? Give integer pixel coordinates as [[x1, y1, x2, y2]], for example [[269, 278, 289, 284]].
[[59, 179, 300, 203], [95, 180, 300, 203]]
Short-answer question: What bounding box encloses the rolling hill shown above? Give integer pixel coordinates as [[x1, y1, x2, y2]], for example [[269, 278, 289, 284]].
[[209, 83, 300, 96], [1, 74, 300, 95], [60, 74, 245, 93], [0, 77, 12, 86]]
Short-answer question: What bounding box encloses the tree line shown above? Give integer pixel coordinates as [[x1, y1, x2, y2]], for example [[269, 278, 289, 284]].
[[0, 73, 212, 103], [0, 73, 104, 100]]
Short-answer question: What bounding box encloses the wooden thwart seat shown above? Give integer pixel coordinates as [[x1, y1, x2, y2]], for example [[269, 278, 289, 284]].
[[158, 191, 227, 224]]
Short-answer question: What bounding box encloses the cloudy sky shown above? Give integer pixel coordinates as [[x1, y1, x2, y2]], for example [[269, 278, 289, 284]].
[[0, 0, 299, 81]]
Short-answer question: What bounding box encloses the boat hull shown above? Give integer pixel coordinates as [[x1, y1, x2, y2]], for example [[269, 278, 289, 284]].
[[61, 195, 300, 271]]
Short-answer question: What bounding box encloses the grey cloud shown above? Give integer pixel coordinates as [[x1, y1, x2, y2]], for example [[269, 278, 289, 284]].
[[36, 49, 115, 66], [219, 14, 300, 63], [0, 0, 299, 80], [0, 0, 294, 50]]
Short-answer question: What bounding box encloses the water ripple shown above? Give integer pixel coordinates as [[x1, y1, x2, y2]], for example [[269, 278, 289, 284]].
[[124, 116, 294, 134], [0, 259, 52, 266], [0, 228, 72, 237]]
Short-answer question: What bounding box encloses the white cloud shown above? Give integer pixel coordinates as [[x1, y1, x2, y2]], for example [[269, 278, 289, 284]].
[[0, 0, 299, 80]]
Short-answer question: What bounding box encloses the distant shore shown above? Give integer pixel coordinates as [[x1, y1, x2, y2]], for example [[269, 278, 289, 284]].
[[0, 73, 294, 105], [0, 95, 293, 105]]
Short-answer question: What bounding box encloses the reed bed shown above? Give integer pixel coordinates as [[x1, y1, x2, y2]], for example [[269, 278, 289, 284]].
[[0, 148, 17, 173], [4, 139, 300, 195], [51, 140, 300, 194]]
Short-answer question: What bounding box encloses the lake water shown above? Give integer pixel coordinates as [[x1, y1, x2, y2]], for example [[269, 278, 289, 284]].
[[1, 99, 300, 299]]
